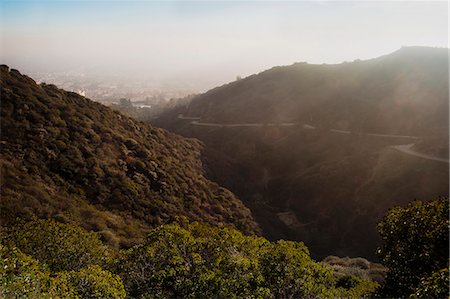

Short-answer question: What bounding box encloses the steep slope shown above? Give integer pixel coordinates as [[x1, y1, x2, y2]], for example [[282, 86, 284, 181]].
[[154, 47, 449, 259], [0, 65, 259, 247]]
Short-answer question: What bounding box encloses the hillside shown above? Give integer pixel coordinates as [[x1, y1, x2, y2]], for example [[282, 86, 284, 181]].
[[154, 47, 449, 258], [159, 46, 448, 136], [0, 65, 259, 247]]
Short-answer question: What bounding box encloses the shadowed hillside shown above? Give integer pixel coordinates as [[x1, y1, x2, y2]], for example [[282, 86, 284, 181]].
[[0, 65, 259, 247], [173, 47, 448, 136], [154, 47, 449, 259]]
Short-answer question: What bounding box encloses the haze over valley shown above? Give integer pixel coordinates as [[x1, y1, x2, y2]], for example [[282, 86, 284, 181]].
[[0, 1, 448, 298]]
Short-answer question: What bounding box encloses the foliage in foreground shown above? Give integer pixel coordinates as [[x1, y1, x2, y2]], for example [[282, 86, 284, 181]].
[[2, 198, 448, 298], [4, 219, 108, 272], [0, 244, 126, 299], [1, 219, 377, 298], [116, 222, 377, 298], [377, 197, 449, 298]]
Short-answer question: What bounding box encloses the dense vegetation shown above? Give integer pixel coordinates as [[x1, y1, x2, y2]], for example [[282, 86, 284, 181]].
[[1, 218, 378, 298], [0, 65, 258, 247], [0, 64, 447, 298], [377, 197, 449, 298], [155, 47, 449, 258], [2, 198, 447, 298], [0, 219, 126, 298]]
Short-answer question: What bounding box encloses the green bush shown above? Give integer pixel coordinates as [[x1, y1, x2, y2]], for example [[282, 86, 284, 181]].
[[117, 222, 377, 298], [377, 197, 449, 297], [0, 243, 77, 298], [5, 218, 108, 272], [58, 265, 126, 299], [0, 243, 125, 299], [410, 268, 449, 298]]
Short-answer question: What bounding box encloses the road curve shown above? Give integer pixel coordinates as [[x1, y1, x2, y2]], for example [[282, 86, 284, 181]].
[[392, 144, 449, 163], [177, 115, 448, 163], [178, 115, 419, 139]]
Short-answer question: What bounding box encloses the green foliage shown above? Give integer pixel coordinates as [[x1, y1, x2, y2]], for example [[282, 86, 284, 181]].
[[410, 268, 449, 299], [116, 222, 378, 298], [0, 243, 125, 299], [377, 197, 449, 297], [58, 265, 126, 299], [1, 217, 378, 298], [5, 218, 107, 272], [1, 220, 126, 299], [259, 240, 334, 298], [0, 243, 65, 298]]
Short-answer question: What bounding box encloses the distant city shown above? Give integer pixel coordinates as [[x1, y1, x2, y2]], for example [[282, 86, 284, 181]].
[[28, 70, 200, 106]]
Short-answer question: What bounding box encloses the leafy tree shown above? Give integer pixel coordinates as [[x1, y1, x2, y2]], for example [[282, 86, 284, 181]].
[[411, 268, 449, 299], [259, 240, 334, 298], [116, 222, 377, 298], [1, 220, 126, 299], [116, 223, 269, 298], [0, 243, 125, 299], [58, 265, 126, 299], [377, 197, 449, 297], [0, 243, 76, 298], [5, 218, 108, 272]]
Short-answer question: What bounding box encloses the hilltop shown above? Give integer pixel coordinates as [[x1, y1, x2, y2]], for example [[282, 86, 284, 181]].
[[0, 65, 259, 247]]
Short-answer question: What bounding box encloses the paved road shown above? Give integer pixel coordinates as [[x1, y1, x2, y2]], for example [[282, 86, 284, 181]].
[[392, 144, 449, 163], [178, 114, 201, 120], [178, 114, 448, 162], [178, 115, 419, 140], [180, 115, 300, 128], [367, 133, 419, 140], [330, 129, 350, 134]]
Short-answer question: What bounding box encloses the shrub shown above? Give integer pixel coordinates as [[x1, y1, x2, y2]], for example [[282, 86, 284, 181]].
[[377, 197, 449, 297], [5, 218, 108, 272], [117, 222, 378, 298], [0, 243, 77, 298], [58, 265, 126, 299]]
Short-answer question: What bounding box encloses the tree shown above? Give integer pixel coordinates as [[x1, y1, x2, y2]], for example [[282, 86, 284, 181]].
[[5, 218, 109, 272], [1, 220, 126, 299], [0, 243, 125, 299], [259, 240, 335, 298], [116, 222, 377, 298], [58, 265, 126, 299], [377, 197, 449, 297], [0, 243, 71, 298]]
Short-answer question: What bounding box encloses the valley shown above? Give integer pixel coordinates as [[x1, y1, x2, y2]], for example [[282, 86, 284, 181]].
[[2, 1, 449, 297], [155, 47, 449, 259]]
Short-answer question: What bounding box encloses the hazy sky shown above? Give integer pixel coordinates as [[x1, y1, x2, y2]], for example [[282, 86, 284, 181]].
[[1, 1, 448, 90]]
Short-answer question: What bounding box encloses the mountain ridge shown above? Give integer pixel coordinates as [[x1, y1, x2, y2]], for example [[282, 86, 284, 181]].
[[161, 46, 448, 137]]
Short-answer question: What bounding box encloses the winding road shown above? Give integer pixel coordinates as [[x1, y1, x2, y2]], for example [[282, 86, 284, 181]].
[[177, 114, 448, 163], [391, 144, 449, 163]]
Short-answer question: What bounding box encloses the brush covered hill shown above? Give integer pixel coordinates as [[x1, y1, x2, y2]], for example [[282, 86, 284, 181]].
[[0, 65, 259, 247], [179, 47, 448, 136], [154, 47, 449, 259]]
